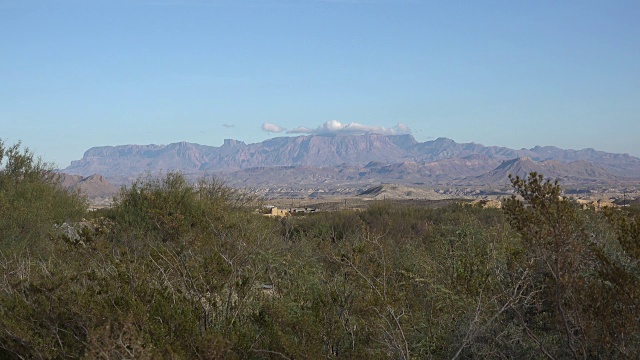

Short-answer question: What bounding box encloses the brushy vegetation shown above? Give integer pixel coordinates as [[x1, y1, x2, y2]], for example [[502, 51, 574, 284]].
[[1, 142, 639, 359], [0, 140, 86, 251]]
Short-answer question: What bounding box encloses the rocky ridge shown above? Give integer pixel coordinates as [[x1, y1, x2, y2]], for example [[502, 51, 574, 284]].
[[64, 134, 640, 185]]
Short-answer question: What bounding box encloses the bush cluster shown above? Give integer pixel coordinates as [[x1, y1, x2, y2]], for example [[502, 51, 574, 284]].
[[1, 143, 639, 359], [0, 141, 86, 251]]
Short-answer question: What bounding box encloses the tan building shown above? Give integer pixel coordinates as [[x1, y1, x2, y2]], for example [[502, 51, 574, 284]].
[[263, 206, 290, 217]]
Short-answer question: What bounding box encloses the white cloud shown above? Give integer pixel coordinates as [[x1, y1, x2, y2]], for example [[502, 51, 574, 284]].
[[287, 120, 411, 136], [262, 122, 286, 133], [222, 123, 235, 128]]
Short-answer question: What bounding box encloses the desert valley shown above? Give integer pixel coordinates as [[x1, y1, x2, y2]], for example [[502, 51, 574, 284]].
[[59, 134, 640, 209]]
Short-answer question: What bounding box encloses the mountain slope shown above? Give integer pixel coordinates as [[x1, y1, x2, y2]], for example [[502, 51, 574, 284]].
[[472, 157, 621, 185], [56, 173, 119, 200], [64, 134, 640, 184]]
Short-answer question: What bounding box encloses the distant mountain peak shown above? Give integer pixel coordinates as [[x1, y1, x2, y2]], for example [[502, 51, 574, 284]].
[[56, 173, 118, 200], [223, 139, 246, 147], [496, 157, 534, 167]]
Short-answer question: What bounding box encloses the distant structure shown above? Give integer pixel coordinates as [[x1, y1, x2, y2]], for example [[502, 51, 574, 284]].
[[575, 199, 616, 210], [290, 207, 317, 214], [261, 205, 318, 217], [262, 206, 290, 217]]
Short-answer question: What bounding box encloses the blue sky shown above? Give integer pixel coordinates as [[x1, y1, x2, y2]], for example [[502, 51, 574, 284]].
[[1, 0, 639, 167]]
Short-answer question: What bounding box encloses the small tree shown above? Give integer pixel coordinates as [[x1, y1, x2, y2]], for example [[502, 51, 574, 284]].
[[503, 172, 590, 359]]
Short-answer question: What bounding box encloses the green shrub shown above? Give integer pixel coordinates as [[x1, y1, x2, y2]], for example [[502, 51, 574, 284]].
[[0, 140, 87, 250], [2, 164, 638, 358], [504, 172, 640, 358]]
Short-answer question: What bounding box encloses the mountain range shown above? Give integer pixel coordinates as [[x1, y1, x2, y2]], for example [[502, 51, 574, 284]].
[[63, 134, 640, 189]]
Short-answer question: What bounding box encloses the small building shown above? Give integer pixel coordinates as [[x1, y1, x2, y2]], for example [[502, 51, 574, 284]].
[[262, 206, 290, 217]]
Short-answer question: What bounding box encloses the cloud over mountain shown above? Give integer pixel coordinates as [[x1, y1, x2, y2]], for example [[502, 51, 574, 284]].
[[287, 120, 411, 136], [262, 122, 286, 133]]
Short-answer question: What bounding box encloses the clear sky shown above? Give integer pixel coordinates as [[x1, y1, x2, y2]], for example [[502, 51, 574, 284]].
[[2, 0, 639, 168]]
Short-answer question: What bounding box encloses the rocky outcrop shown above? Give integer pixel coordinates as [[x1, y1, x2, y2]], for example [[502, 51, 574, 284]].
[[56, 173, 119, 200], [50, 218, 114, 246]]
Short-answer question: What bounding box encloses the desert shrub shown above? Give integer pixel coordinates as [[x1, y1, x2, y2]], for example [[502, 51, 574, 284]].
[[0, 140, 87, 250], [358, 202, 433, 242], [0, 169, 283, 358], [281, 210, 365, 244], [588, 207, 640, 355], [108, 172, 200, 243], [503, 172, 640, 358], [2, 159, 638, 358], [107, 172, 260, 244], [278, 200, 523, 359]]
